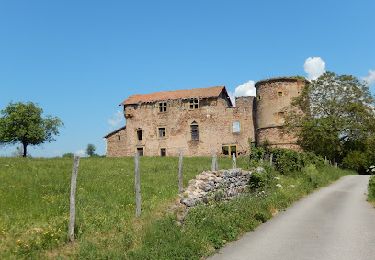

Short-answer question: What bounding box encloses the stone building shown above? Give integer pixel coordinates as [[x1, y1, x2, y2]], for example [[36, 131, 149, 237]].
[[255, 77, 307, 150], [104, 77, 307, 157]]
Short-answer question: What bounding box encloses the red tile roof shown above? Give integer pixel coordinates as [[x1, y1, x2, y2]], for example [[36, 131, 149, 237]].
[[121, 86, 229, 105]]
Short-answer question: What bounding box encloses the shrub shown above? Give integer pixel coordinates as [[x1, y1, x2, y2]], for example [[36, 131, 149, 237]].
[[342, 151, 370, 174], [368, 176, 375, 202], [62, 153, 74, 158]]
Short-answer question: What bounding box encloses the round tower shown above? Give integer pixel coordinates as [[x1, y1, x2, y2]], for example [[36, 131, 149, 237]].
[[255, 77, 307, 150]]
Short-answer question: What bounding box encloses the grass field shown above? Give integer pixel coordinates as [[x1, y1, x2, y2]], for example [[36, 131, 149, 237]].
[[0, 156, 248, 258]]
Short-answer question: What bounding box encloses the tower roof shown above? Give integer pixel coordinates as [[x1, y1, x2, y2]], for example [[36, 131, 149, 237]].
[[255, 77, 309, 88]]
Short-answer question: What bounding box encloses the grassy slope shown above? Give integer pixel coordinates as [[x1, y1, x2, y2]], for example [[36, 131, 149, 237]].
[[368, 176, 375, 206], [129, 166, 354, 259], [0, 156, 247, 259]]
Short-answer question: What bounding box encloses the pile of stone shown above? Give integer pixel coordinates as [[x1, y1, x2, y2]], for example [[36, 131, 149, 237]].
[[179, 168, 252, 207]]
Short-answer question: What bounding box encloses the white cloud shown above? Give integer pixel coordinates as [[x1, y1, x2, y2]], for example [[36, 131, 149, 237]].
[[304, 57, 326, 80], [228, 91, 236, 105], [234, 80, 256, 97], [108, 110, 124, 129], [363, 69, 375, 86], [74, 149, 85, 157], [228, 80, 256, 106]]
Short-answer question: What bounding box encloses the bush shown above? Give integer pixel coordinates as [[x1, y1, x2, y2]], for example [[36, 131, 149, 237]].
[[271, 149, 324, 175], [62, 153, 74, 158], [368, 176, 375, 202], [342, 151, 370, 174]]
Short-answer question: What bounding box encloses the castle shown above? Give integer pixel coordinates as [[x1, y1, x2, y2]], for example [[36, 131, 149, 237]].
[[104, 77, 307, 157]]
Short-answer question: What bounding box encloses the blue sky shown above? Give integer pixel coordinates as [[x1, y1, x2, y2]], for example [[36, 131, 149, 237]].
[[1, 0, 374, 157]]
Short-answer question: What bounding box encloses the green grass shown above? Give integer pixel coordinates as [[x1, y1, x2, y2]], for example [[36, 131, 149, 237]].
[[0, 156, 248, 259], [368, 175, 375, 205], [128, 165, 353, 259]]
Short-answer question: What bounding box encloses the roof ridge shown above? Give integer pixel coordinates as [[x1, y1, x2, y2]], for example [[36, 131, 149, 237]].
[[121, 85, 226, 106]]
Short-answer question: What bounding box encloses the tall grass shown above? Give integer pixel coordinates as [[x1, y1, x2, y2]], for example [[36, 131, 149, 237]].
[[368, 176, 375, 204], [0, 156, 248, 258], [129, 165, 353, 259]]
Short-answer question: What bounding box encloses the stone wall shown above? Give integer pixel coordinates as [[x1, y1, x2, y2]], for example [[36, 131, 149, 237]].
[[106, 128, 129, 157], [107, 95, 255, 157], [179, 168, 252, 207]]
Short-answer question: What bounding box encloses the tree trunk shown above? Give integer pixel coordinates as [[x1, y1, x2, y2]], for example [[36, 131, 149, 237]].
[[22, 143, 28, 157]]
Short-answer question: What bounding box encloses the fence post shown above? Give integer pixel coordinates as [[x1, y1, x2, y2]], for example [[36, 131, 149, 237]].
[[269, 153, 273, 166], [134, 153, 141, 217], [178, 151, 184, 193], [68, 155, 80, 242], [232, 153, 236, 169], [211, 154, 218, 171]]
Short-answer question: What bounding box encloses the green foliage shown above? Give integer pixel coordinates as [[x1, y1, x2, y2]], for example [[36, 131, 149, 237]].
[[251, 146, 324, 175], [285, 71, 375, 164], [86, 144, 96, 157], [368, 176, 375, 202], [342, 151, 370, 174], [130, 165, 352, 259], [0, 102, 63, 157], [62, 153, 74, 158]]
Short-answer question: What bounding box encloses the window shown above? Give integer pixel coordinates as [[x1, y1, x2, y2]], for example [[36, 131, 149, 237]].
[[278, 91, 283, 97], [137, 129, 143, 141], [232, 121, 240, 133], [222, 145, 237, 157], [158, 127, 166, 138], [257, 95, 261, 100], [137, 147, 144, 156], [160, 148, 166, 157], [190, 121, 199, 141], [189, 98, 199, 109], [159, 102, 167, 112], [118, 135, 121, 141]]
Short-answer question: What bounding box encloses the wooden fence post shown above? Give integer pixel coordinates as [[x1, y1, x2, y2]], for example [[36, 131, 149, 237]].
[[68, 155, 80, 242], [232, 153, 236, 169], [269, 153, 273, 166], [211, 154, 218, 171], [134, 153, 141, 217], [178, 151, 184, 193]]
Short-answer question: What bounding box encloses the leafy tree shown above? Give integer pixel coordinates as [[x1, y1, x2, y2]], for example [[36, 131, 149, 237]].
[[285, 71, 375, 163], [86, 144, 96, 157], [0, 102, 63, 157]]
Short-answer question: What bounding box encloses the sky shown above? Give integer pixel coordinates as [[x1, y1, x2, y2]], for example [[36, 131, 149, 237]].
[[0, 0, 374, 157]]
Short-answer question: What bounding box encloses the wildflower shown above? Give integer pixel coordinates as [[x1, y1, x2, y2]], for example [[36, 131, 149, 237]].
[[274, 176, 280, 180], [276, 184, 283, 188]]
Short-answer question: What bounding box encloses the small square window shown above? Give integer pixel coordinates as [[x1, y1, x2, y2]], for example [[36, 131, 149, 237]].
[[278, 91, 283, 97], [233, 121, 240, 133], [189, 98, 199, 109], [158, 128, 166, 138], [159, 102, 167, 112], [160, 148, 166, 157]]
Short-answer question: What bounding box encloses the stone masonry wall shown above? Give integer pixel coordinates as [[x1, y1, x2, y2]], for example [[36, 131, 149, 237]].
[[255, 79, 305, 149], [108, 96, 255, 157], [106, 128, 129, 157]]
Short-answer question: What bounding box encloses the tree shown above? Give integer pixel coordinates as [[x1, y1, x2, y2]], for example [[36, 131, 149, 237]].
[[285, 71, 375, 163], [0, 102, 63, 157], [86, 144, 96, 157]]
